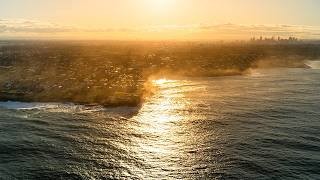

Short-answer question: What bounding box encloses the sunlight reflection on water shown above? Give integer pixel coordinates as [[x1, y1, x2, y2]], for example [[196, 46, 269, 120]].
[[130, 79, 203, 178], [1, 69, 319, 179]]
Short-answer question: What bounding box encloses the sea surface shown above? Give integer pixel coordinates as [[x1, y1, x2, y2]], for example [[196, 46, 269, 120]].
[[0, 68, 319, 179]]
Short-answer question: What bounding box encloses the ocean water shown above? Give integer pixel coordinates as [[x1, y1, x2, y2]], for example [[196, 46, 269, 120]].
[[0, 68, 319, 179]]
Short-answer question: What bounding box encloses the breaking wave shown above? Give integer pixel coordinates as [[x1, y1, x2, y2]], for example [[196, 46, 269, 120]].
[[0, 101, 107, 113], [305, 60, 320, 69]]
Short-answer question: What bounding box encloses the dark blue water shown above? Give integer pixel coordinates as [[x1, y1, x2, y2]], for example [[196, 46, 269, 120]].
[[0, 68, 319, 179]]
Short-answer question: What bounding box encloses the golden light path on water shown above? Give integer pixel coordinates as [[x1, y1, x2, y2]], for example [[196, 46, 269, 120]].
[[127, 78, 219, 178]]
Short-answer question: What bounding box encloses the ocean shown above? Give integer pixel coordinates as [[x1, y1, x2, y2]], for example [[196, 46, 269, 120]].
[[0, 68, 319, 179]]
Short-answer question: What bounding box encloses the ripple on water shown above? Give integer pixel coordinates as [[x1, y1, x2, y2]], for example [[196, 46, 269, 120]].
[[0, 68, 320, 179]]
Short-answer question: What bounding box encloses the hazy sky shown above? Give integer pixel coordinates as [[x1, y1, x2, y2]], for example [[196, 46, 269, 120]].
[[1, 0, 320, 40]]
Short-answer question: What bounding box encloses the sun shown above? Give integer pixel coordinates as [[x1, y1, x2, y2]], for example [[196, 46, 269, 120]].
[[151, 0, 171, 7], [145, 0, 175, 11]]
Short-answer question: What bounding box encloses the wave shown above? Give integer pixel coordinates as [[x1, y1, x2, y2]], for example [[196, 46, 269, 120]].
[[0, 101, 101, 113], [305, 60, 320, 69], [0, 101, 139, 116], [0, 101, 61, 110]]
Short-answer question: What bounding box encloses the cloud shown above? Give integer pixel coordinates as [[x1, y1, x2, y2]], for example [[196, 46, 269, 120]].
[[0, 19, 320, 40], [0, 19, 76, 33], [177, 23, 320, 38]]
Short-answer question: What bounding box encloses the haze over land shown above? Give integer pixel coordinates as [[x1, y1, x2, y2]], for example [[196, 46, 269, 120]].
[[0, 41, 319, 106]]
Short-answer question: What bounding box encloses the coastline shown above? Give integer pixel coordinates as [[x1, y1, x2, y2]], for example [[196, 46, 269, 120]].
[[0, 41, 318, 107]]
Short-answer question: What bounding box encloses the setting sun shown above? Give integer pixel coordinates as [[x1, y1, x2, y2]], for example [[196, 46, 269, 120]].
[[144, 0, 176, 14], [146, 0, 174, 9]]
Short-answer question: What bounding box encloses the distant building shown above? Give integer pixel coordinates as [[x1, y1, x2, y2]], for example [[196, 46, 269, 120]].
[[250, 36, 299, 44]]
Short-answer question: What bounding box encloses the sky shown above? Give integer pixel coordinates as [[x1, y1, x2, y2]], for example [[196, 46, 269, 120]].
[[0, 0, 320, 40]]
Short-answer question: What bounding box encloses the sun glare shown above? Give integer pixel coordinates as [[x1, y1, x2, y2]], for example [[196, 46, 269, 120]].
[[152, 79, 176, 85], [145, 0, 174, 11], [149, 0, 170, 6]]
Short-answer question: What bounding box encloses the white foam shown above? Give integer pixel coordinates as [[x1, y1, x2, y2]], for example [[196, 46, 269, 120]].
[[305, 60, 320, 69], [0, 101, 58, 110], [0, 101, 136, 114], [0, 101, 94, 113]]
